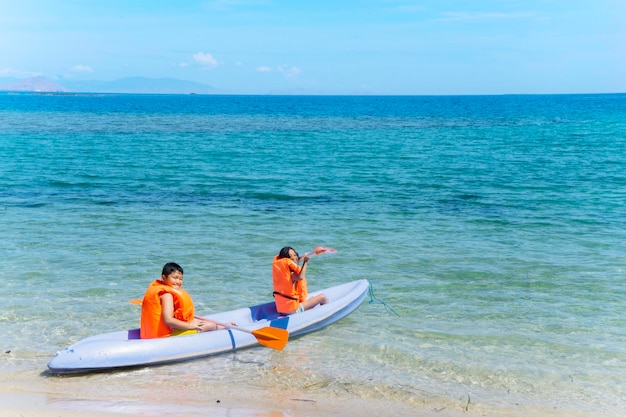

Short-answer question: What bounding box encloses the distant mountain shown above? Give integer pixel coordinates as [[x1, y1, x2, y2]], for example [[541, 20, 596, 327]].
[[0, 76, 68, 92], [62, 77, 222, 94], [0, 76, 222, 95]]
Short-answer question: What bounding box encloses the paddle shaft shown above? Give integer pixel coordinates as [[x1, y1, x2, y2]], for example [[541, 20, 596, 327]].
[[198, 317, 288, 350], [197, 317, 277, 338], [200, 318, 249, 334]]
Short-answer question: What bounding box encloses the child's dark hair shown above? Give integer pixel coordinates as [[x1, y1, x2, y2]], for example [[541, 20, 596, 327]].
[[278, 246, 298, 259], [162, 262, 184, 276]]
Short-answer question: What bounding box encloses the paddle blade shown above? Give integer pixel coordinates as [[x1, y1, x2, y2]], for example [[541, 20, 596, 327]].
[[313, 245, 337, 255], [251, 327, 289, 350], [129, 299, 142, 305]]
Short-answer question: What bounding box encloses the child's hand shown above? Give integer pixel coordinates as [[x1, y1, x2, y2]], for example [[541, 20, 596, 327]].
[[196, 320, 215, 332]]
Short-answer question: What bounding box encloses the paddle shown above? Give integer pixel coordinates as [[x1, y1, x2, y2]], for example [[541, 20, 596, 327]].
[[199, 318, 289, 351], [128, 299, 288, 350], [301, 245, 337, 260]]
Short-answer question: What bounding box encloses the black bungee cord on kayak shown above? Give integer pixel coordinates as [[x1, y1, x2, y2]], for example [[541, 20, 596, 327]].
[[368, 283, 400, 317]]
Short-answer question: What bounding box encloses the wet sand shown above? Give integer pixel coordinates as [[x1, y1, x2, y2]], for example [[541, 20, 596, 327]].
[[1, 386, 594, 417], [0, 385, 426, 417]]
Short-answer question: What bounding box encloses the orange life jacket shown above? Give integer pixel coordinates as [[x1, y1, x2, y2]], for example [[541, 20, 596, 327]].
[[272, 256, 307, 314], [140, 280, 195, 339]]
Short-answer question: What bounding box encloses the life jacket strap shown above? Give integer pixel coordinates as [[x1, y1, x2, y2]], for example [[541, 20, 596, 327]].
[[273, 291, 299, 301]]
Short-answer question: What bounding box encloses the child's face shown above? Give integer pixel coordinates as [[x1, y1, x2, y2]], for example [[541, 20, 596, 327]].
[[162, 270, 183, 289], [288, 249, 299, 263]]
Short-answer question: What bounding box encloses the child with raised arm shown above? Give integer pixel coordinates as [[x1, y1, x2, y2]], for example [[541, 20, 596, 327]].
[[272, 246, 328, 315]]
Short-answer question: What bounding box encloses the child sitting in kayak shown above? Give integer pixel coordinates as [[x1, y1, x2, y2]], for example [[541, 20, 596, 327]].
[[272, 246, 329, 315], [140, 262, 229, 339]]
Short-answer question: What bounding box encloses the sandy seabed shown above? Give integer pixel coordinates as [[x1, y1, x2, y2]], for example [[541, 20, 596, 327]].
[[1, 385, 597, 417], [0, 358, 596, 417], [1, 388, 427, 417]]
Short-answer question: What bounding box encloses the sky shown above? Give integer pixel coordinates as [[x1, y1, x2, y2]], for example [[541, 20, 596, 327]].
[[1, 0, 625, 95]]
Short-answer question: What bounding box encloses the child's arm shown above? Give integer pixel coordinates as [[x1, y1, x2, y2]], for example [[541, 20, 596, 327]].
[[160, 293, 215, 332], [291, 255, 310, 280]]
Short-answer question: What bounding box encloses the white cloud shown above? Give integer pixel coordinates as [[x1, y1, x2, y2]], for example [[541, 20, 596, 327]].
[[71, 65, 93, 73], [256, 65, 301, 77], [278, 65, 301, 78], [193, 52, 218, 67], [0, 67, 41, 78]]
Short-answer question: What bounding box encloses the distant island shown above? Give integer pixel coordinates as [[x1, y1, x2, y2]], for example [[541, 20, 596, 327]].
[[0, 76, 68, 93], [0, 76, 223, 95]]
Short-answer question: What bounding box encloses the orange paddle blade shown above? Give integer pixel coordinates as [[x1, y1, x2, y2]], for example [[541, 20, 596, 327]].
[[129, 299, 142, 305], [251, 327, 289, 350], [314, 245, 337, 255]]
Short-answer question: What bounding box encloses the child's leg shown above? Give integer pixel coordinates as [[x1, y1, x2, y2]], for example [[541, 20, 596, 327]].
[[302, 293, 329, 311]]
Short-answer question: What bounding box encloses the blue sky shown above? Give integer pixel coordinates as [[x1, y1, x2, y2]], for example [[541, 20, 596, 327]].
[[1, 0, 624, 95]]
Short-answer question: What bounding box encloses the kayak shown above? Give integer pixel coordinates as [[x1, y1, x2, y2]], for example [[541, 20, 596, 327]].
[[47, 279, 370, 374]]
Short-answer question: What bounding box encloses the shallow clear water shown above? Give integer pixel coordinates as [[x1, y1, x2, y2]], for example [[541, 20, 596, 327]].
[[1, 93, 625, 415]]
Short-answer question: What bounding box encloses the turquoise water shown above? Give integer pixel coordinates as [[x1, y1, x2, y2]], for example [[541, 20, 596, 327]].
[[1, 93, 625, 415]]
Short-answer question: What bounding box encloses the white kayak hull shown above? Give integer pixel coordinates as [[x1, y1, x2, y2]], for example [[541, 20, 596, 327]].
[[47, 279, 370, 373]]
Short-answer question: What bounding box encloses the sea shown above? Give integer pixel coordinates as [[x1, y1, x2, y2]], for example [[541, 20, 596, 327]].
[[1, 92, 625, 416]]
